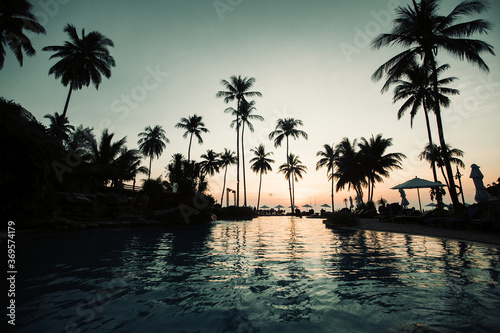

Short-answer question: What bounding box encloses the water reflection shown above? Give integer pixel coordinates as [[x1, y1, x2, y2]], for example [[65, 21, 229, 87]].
[[14, 217, 500, 332]]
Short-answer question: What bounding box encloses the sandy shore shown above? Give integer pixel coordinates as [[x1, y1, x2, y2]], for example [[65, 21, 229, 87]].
[[342, 218, 500, 247]]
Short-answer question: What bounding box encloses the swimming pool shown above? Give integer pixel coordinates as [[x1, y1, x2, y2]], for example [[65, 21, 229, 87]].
[[13, 216, 500, 332]]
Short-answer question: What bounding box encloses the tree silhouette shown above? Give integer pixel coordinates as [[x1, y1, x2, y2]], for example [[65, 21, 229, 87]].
[[218, 148, 237, 206], [278, 153, 307, 213], [44, 112, 74, 146], [250, 144, 274, 211], [137, 125, 169, 179], [316, 144, 338, 212], [0, 0, 46, 69], [175, 114, 209, 162], [199, 149, 220, 176], [43, 24, 116, 118], [216, 75, 262, 206], [372, 0, 494, 208]]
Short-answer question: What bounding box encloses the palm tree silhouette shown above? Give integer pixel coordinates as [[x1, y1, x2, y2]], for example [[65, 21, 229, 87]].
[[0, 0, 46, 69], [372, 0, 494, 208], [316, 144, 338, 212], [114, 147, 147, 190], [358, 134, 406, 202], [250, 144, 274, 211], [278, 153, 307, 213], [199, 149, 220, 176], [226, 100, 264, 206], [175, 114, 209, 162], [419, 143, 465, 191], [137, 125, 169, 179], [218, 148, 236, 206], [44, 112, 74, 146], [269, 118, 307, 213], [389, 60, 459, 182], [43, 24, 116, 118], [216, 75, 262, 206], [334, 138, 366, 203]]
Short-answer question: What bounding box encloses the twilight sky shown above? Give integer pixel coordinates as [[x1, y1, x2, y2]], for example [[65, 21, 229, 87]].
[[2, 0, 499, 210]]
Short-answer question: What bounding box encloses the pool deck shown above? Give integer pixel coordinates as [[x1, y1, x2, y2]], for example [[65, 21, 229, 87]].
[[347, 218, 500, 247]]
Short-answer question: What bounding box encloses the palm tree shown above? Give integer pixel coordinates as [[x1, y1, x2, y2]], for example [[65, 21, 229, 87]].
[[334, 138, 366, 203], [316, 144, 338, 212], [419, 143, 465, 191], [137, 125, 169, 179], [269, 118, 308, 213], [372, 0, 494, 208], [389, 60, 459, 182], [358, 134, 406, 202], [278, 153, 307, 212], [43, 24, 116, 118], [114, 147, 148, 190], [218, 149, 237, 206], [226, 100, 264, 206], [216, 75, 262, 206], [199, 149, 220, 176], [87, 129, 127, 187], [250, 144, 274, 211], [0, 0, 46, 69], [44, 112, 74, 145], [175, 114, 209, 162]]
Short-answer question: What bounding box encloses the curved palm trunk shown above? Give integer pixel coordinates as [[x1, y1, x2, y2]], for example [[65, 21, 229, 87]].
[[440, 165, 450, 189], [241, 122, 247, 207], [428, 55, 460, 208], [422, 104, 438, 182], [220, 166, 228, 206], [257, 172, 262, 211], [62, 85, 73, 118], [187, 133, 193, 162]]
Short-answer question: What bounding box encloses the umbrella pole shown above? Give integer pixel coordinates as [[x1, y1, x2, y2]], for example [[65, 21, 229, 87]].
[[417, 188, 422, 212]]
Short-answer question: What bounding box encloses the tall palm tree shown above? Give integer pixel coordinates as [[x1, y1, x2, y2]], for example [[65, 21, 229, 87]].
[[0, 0, 46, 69], [334, 138, 366, 203], [269, 118, 308, 213], [250, 144, 274, 211], [419, 143, 465, 191], [316, 143, 338, 212], [44, 112, 74, 145], [226, 99, 264, 206], [389, 60, 459, 182], [199, 149, 220, 176], [216, 75, 262, 206], [137, 125, 169, 179], [43, 24, 116, 118], [278, 153, 307, 212], [175, 114, 209, 162], [372, 0, 494, 208], [358, 134, 406, 202], [218, 148, 237, 206]]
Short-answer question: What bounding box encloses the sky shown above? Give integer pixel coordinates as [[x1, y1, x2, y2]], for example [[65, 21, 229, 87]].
[[1, 0, 499, 210]]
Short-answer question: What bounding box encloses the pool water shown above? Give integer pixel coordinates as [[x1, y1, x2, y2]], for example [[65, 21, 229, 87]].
[[13, 217, 500, 332]]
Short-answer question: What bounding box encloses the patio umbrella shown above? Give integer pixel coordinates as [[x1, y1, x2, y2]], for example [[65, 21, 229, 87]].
[[399, 188, 409, 208], [391, 176, 445, 212], [302, 204, 313, 208], [260, 205, 270, 209], [470, 164, 491, 203], [320, 204, 331, 208], [275, 205, 284, 209]]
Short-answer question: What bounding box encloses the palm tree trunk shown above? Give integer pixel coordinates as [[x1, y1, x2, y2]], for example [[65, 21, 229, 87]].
[[367, 178, 371, 203], [423, 103, 438, 182], [241, 123, 247, 207], [62, 85, 73, 118], [440, 166, 450, 190], [236, 98, 240, 207], [429, 56, 460, 208], [148, 155, 152, 179], [292, 173, 295, 214], [330, 171, 334, 213], [286, 137, 293, 214], [257, 172, 262, 211], [187, 133, 193, 162], [221, 166, 228, 206]]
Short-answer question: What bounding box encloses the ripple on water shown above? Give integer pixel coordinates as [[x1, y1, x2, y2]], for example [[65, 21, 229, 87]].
[[14, 217, 500, 333]]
